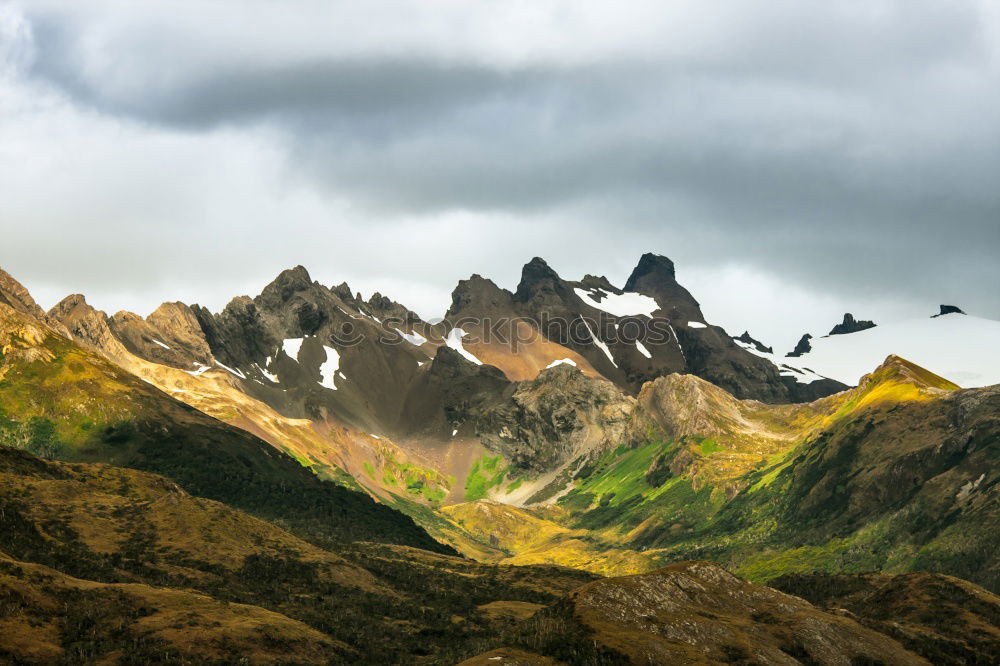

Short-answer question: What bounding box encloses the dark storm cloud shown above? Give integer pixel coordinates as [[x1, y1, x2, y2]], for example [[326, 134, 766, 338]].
[[6, 1, 1000, 332]]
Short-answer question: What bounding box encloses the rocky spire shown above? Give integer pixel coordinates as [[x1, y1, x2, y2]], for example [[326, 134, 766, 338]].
[[829, 313, 876, 336], [934, 304, 966, 317], [786, 334, 813, 358], [624, 253, 676, 291], [622, 253, 703, 323], [513, 257, 568, 304]]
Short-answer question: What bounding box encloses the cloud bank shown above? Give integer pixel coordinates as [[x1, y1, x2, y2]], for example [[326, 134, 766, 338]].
[[1, 0, 998, 353]]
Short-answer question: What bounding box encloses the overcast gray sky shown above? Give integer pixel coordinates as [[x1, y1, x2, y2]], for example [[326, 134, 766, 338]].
[[2, 0, 998, 353]]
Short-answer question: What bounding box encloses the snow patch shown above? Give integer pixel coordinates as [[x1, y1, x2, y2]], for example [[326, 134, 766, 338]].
[[635, 340, 652, 358], [545, 358, 577, 369], [452, 429, 458, 437], [395, 328, 427, 346], [319, 346, 340, 390], [580, 318, 617, 367], [667, 324, 686, 363], [254, 363, 279, 384], [687, 321, 707, 329], [446, 327, 483, 365], [574, 288, 660, 317], [214, 360, 246, 379], [186, 362, 211, 377], [151, 339, 170, 349], [282, 338, 304, 361]]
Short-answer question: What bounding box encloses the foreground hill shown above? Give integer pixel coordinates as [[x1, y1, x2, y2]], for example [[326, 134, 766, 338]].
[[0, 445, 597, 663], [6, 443, 1000, 664]]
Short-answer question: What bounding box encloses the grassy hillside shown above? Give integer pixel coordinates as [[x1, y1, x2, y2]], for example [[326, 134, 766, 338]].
[[0, 445, 598, 663], [443, 357, 1000, 593]]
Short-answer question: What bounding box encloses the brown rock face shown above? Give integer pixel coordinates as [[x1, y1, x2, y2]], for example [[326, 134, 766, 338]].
[[0, 267, 45, 319], [569, 561, 928, 665], [107, 302, 214, 369], [476, 364, 635, 474], [46, 294, 133, 363], [623, 252, 704, 324]]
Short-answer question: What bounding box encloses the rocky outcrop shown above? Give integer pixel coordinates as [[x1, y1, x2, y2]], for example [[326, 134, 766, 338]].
[[734, 330, 772, 353], [476, 364, 634, 474], [934, 304, 966, 317], [786, 333, 813, 357], [396, 345, 511, 437], [0, 267, 45, 319], [568, 561, 927, 665], [829, 312, 876, 335], [106, 302, 214, 369], [364, 292, 421, 324], [673, 324, 797, 403], [47, 294, 133, 363]]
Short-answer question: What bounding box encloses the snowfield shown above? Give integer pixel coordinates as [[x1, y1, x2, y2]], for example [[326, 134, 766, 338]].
[[574, 288, 660, 317], [790, 313, 1000, 387]]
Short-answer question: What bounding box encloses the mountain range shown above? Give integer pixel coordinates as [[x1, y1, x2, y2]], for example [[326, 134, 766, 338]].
[[1, 256, 998, 664]]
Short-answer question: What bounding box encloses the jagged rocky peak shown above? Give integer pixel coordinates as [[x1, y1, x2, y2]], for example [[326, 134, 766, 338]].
[[330, 281, 357, 306], [48, 293, 95, 319], [253, 267, 334, 337], [0, 267, 45, 319], [258, 265, 316, 305], [935, 304, 966, 317], [622, 252, 704, 322], [734, 330, 773, 354], [623, 252, 676, 291], [365, 291, 421, 324], [367, 292, 392, 310], [513, 256, 564, 303], [448, 274, 514, 317], [47, 294, 132, 360], [786, 333, 813, 357], [829, 312, 876, 335], [577, 274, 621, 294]]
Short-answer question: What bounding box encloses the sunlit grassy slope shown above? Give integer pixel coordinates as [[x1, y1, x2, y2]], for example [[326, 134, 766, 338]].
[[440, 357, 1000, 592]]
